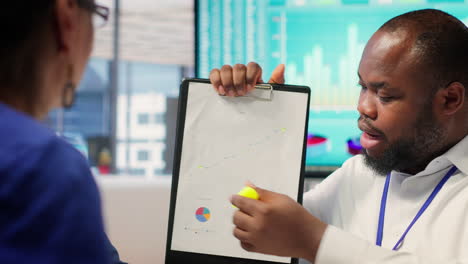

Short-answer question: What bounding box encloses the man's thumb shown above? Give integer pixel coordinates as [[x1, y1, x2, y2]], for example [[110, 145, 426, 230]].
[[268, 64, 286, 84], [245, 182, 273, 201], [252, 186, 272, 201]]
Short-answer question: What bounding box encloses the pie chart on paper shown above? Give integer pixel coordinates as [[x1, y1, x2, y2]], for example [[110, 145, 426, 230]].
[[195, 207, 211, 222]]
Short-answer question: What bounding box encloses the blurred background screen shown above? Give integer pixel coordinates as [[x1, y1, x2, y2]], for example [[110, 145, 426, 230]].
[[195, 0, 468, 175]]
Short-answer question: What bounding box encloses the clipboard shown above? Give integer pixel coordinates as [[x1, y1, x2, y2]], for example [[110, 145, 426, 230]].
[[165, 78, 311, 264]]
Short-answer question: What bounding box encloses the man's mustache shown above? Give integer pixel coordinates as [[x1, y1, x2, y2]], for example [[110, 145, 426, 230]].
[[358, 116, 386, 138]]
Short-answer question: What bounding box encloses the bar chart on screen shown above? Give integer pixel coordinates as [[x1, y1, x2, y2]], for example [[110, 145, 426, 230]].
[[197, 0, 468, 167]]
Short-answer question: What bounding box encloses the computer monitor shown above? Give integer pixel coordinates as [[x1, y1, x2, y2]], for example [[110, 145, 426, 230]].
[[195, 0, 468, 176]]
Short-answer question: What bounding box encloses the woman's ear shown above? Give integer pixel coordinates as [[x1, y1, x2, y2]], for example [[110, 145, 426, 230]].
[[434, 81, 465, 117], [53, 0, 79, 53]]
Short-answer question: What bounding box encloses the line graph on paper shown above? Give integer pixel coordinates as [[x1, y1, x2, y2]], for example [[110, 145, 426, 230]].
[[194, 127, 287, 171], [180, 126, 291, 197]]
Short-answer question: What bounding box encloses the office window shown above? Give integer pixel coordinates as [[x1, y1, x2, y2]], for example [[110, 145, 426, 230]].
[[137, 113, 150, 124], [154, 113, 164, 124], [129, 168, 146, 176], [47, 0, 194, 178], [137, 150, 150, 161], [116, 62, 183, 177]]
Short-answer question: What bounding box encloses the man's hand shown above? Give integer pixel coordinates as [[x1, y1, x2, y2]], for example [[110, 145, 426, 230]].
[[209, 63, 285, 96], [230, 186, 327, 262]]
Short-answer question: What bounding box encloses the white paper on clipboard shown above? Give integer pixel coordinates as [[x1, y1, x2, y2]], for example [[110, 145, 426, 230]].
[[171, 81, 309, 263]]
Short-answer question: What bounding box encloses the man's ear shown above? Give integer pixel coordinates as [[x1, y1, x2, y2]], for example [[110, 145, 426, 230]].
[[53, 0, 79, 53], [434, 81, 465, 116]]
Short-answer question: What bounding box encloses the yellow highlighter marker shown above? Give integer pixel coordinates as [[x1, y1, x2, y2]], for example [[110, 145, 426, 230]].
[[232, 186, 259, 208], [238, 186, 260, 200]]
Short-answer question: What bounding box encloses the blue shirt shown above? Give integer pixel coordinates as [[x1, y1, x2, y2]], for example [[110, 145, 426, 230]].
[[0, 103, 110, 264]]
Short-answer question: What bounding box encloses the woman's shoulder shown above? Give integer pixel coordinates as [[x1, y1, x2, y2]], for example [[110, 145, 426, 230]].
[[0, 103, 56, 150], [0, 104, 91, 185], [0, 105, 98, 218], [0, 107, 109, 264]]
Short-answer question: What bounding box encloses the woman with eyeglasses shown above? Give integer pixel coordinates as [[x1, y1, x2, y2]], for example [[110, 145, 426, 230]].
[[0, 1, 126, 263]]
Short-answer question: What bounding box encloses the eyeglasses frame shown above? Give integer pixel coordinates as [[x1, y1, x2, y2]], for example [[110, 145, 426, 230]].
[[77, 0, 110, 27]]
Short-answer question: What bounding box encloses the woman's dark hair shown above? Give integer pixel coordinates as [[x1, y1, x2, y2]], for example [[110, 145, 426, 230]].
[[0, 0, 95, 115]]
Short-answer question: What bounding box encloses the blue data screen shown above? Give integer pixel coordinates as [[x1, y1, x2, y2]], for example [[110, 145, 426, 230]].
[[196, 0, 468, 168]]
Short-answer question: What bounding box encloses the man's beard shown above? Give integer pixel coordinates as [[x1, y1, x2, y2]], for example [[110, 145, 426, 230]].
[[362, 106, 446, 175]]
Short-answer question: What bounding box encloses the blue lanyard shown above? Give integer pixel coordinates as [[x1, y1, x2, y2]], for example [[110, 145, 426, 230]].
[[376, 166, 458, 250]]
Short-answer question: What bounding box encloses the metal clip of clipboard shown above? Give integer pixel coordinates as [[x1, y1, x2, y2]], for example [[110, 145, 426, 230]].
[[249, 83, 273, 100], [217, 83, 273, 100]]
